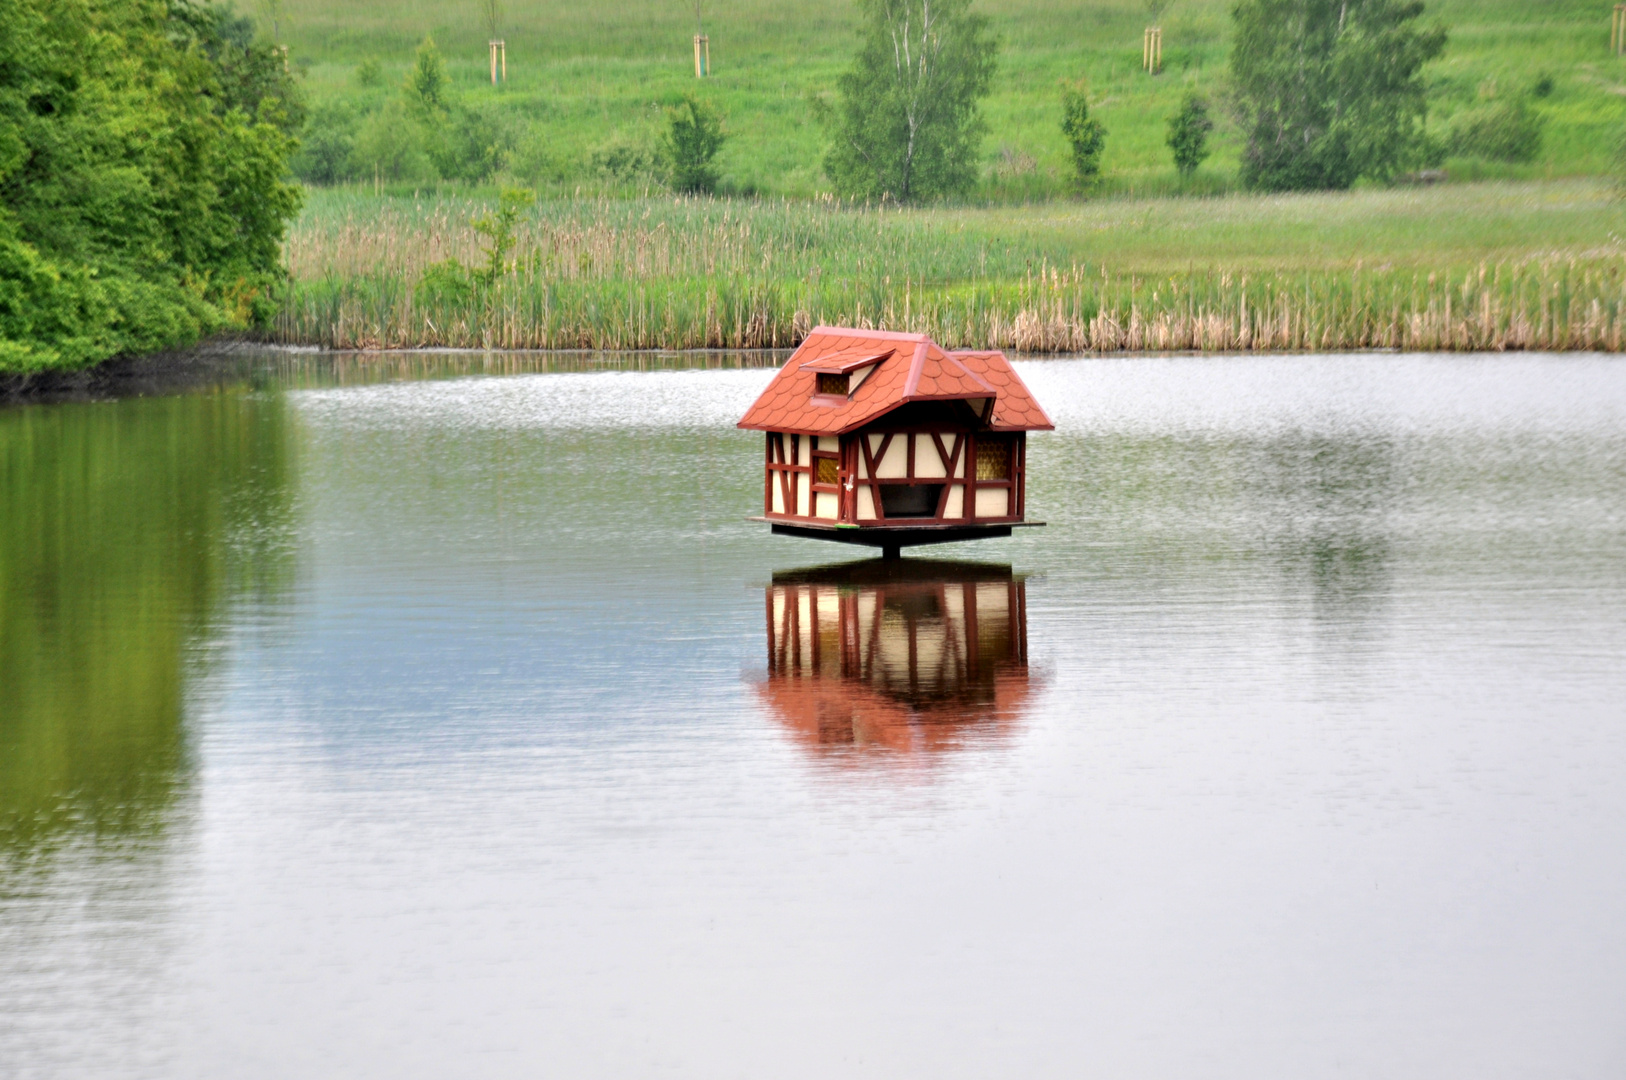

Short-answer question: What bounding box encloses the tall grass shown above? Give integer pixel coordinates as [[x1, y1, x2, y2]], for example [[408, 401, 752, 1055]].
[[277, 184, 1626, 352]]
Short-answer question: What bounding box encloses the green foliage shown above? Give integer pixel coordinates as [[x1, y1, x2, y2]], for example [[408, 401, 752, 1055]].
[[823, 0, 998, 202], [1060, 83, 1107, 188], [589, 138, 661, 185], [664, 95, 726, 194], [301, 36, 510, 186], [434, 102, 512, 183], [1167, 93, 1214, 177], [355, 57, 383, 87], [1451, 97, 1544, 163], [407, 35, 447, 115], [0, 0, 303, 373], [1231, 0, 1447, 191], [412, 187, 533, 307], [352, 99, 434, 181], [473, 188, 534, 283], [293, 100, 361, 184]]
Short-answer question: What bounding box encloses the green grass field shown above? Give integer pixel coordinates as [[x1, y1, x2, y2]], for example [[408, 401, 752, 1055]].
[[273, 0, 1626, 196]]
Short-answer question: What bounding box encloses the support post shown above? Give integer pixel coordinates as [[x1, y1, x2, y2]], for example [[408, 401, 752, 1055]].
[[1616, 5, 1626, 56], [882, 543, 901, 561], [489, 40, 506, 84], [694, 34, 709, 78]]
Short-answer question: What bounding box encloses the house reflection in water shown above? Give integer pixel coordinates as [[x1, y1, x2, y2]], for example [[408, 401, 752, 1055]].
[[760, 559, 1033, 758]]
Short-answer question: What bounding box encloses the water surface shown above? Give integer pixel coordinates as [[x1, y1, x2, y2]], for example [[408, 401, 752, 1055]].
[[3, 351, 1625, 1079]]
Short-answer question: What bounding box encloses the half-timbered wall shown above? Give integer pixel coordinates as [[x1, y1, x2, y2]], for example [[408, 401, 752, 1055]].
[[765, 427, 1027, 527], [765, 432, 841, 521]]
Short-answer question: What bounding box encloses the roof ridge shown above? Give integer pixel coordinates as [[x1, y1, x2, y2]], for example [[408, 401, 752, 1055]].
[[808, 326, 930, 344], [902, 339, 929, 398]]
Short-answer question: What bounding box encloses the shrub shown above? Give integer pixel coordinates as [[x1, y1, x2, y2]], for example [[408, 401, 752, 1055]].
[[294, 102, 360, 185], [590, 138, 661, 184], [1060, 83, 1107, 188], [355, 58, 383, 88], [352, 101, 435, 183], [1451, 98, 1544, 164], [1167, 93, 1214, 177], [664, 95, 726, 194], [434, 104, 512, 184]]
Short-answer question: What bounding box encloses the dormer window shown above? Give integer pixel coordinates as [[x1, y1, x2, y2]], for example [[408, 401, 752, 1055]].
[[816, 372, 849, 396]]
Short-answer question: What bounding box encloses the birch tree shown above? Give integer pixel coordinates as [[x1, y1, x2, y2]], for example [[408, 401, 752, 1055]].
[[823, 0, 996, 201]]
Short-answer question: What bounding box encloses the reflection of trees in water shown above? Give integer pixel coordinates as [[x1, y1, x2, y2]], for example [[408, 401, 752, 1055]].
[[1254, 432, 1395, 637], [760, 559, 1033, 760], [0, 391, 296, 863]]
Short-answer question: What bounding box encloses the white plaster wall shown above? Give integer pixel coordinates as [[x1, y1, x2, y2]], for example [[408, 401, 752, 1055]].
[[914, 434, 947, 478], [815, 492, 838, 519], [870, 434, 907, 479], [856, 487, 877, 520], [796, 473, 810, 517], [771, 473, 786, 515], [974, 488, 1009, 518], [943, 487, 964, 519]]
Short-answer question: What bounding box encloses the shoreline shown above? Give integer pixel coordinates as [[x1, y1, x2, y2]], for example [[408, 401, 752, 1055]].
[[8, 338, 1620, 407]]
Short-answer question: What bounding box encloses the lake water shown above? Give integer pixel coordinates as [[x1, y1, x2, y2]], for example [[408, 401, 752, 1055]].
[[3, 350, 1625, 1079]]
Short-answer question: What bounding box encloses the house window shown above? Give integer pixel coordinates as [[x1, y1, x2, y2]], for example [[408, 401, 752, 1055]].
[[975, 439, 1010, 480], [816, 372, 849, 396], [814, 456, 839, 485]]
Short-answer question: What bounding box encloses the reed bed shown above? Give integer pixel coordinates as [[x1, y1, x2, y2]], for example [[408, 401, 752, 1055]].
[[277, 192, 1626, 353]]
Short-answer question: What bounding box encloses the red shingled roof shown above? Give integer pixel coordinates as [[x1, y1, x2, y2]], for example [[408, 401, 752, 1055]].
[[737, 327, 1054, 436]]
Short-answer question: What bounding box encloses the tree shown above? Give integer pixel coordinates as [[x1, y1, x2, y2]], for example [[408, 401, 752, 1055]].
[[1166, 92, 1213, 176], [407, 35, 447, 116], [1, 0, 303, 372], [1059, 83, 1106, 188], [823, 0, 998, 202], [1231, 0, 1446, 191], [664, 94, 726, 194]]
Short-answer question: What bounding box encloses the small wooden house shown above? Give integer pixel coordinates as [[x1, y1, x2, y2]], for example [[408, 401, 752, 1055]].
[[738, 327, 1054, 555]]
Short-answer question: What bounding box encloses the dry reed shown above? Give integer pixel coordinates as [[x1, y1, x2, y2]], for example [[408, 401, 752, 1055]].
[[276, 196, 1626, 353]]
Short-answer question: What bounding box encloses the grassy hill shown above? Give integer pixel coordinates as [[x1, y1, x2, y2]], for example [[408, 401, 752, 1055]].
[[274, 0, 1626, 197]]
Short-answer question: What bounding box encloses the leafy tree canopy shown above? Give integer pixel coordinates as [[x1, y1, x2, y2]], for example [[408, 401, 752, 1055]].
[[1060, 83, 1107, 189], [0, 0, 304, 374], [1167, 93, 1214, 177], [1231, 0, 1446, 191], [824, 0, 997, 203], [664, 95, 726, 195]]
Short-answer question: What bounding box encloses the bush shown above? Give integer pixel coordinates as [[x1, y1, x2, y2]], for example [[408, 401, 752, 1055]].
[[1451, 98, 1544, 164], [589, 138, 661, 185], [352, 100, 435, 183], [434, 103, 512, 184], [294, 102, 361, 185], [664, 95, 726, 194], [1166, 93, 1214, 177], [1060, 83, 1107, 188]]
